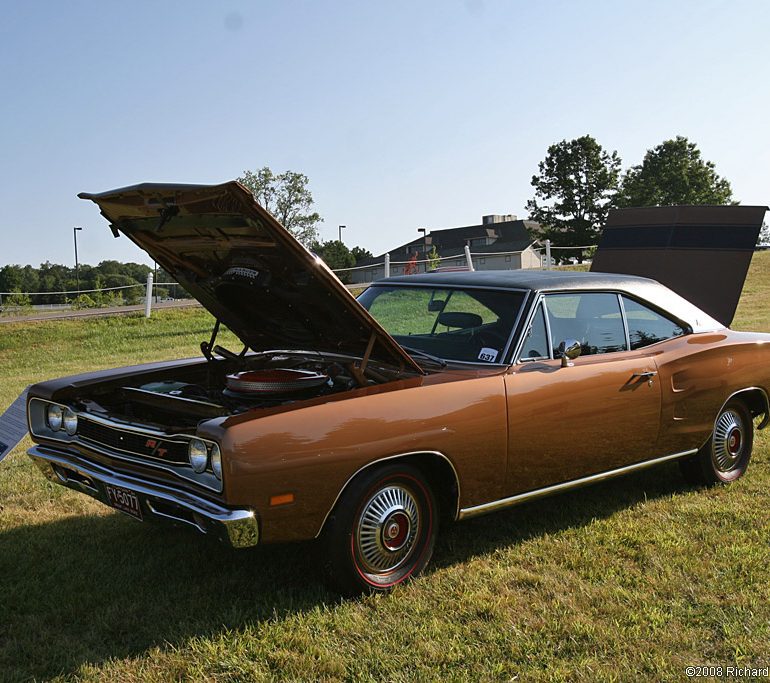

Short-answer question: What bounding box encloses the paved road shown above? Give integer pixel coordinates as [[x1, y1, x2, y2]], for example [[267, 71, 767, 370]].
[[0, 300, 201, 324]]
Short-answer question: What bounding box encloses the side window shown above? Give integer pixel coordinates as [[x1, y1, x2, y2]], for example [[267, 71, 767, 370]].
[[521, 303, 549, 360], [622, 296, 686, 349], [544, 293, 627, 356]]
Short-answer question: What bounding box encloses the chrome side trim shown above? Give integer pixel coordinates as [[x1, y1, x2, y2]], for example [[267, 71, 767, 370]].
[[313, 450, 462, 538], [28, 445, 259, 548], [457, 448, 698, 520]]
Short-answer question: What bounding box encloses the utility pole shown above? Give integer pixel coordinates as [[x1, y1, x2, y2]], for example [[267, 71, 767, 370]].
[[73, 227, 83, 295], [418, 228, 427, 272], [338, 224, 346, 243], [417, 228, 427, 250]]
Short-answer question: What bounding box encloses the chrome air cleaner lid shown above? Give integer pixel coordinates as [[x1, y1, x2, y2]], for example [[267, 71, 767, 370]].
[[225, 369, 329, 394]]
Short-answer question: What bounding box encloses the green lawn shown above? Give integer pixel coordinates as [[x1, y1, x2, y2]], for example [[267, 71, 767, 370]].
[[1, 258, 770, 681]]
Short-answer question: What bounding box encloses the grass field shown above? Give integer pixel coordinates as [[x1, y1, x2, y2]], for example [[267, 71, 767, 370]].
[[2, 258, 770, 682]]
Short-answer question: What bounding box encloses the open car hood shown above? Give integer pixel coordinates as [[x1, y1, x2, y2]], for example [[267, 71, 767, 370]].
[[78, 181, 421, 373]]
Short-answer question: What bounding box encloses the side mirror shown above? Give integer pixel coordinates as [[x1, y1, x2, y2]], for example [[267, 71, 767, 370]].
[[558, 339, 581, 367], [428, 299, 446, 312]]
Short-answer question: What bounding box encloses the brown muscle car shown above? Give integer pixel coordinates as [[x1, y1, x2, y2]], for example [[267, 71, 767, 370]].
[[25, 182, 770, 594]]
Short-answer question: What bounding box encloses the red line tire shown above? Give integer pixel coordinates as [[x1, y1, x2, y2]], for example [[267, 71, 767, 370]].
[[322, 463, 438, 595], [680, 400, 754, 486]]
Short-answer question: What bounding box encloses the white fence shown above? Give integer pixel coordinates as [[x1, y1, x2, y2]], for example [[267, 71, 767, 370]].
[[1, 241, 596, 317], [331, 240, 596, 286]]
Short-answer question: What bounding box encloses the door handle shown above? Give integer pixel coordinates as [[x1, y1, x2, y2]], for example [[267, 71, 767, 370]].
[[632, 370, 658, 386]]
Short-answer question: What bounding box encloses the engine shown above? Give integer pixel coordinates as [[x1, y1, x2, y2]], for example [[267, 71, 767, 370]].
[[75, 353, 368, 433]]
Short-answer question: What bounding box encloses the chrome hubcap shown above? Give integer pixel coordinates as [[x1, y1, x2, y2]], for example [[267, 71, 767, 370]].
[[713, 410, 743, 472], [356, 485, 420, 573]]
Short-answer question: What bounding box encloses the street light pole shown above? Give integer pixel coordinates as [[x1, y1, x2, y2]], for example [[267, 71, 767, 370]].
[[338, 224, 346, 243], [417, 228, 427, 272], [417, 228, 427, 250], [73, 227, 83, 296]]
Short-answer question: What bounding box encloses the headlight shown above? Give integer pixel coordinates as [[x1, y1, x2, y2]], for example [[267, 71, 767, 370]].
[[210, 444, 222, 479], [47, 404, 63, 431], [63, 408, 78, 435], [188, 439, 208, 473]]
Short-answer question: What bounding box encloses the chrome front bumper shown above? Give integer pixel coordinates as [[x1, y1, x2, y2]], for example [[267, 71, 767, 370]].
[[28, 445, 259, 548]]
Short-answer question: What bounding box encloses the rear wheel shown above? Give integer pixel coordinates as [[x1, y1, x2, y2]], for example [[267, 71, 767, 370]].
[[679, 400, 754, 486], [323, 463, 438, 595]]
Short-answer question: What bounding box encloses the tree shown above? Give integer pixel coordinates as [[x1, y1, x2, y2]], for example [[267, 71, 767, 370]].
[[237, 167, 322, 245], [426, 246, 440, 271], [616, 136, 733, 207], [312, 240, 356, 283], [526, 135, 621, 256], [351, 246, 373, 264]]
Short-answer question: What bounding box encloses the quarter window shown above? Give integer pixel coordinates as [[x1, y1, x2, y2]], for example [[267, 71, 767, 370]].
[[621, 296, 686, 349], [521, 303, 549, 359], [544, 293, 627, 356]]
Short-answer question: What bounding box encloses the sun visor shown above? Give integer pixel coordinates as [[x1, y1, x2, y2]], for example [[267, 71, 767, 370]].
[[591, 205, 768, 326]]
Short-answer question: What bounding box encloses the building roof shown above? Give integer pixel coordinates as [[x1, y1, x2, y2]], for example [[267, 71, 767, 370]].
[[356, 218, 540, 267]]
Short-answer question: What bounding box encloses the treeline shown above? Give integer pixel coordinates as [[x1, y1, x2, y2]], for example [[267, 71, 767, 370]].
[[526, 135, 741, 256], [0, 261, 180, 307]]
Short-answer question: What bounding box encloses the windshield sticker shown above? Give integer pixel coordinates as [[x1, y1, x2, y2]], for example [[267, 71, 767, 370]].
[[478, 348, 498, 363]]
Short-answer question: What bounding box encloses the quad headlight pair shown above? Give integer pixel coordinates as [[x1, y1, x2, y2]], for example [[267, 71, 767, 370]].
[[188, 438, 222, 480], [47, 404, 78, 435]]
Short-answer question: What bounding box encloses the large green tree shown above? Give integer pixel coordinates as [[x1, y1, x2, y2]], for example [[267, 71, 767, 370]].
[[615, 136, 733, 207], [237, 167, 322, 246], [311, 240, 356, 283], [526, 135, 621, 253], [351, 246, 373, 264]]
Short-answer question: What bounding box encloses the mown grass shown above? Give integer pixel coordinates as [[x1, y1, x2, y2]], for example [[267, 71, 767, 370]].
[[1, 258, 770, 681]]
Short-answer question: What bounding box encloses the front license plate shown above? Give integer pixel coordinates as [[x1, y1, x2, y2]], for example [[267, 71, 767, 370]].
[[105, 484, 143, 521]]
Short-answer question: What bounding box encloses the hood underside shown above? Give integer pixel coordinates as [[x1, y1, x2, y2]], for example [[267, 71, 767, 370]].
[[78, 181, 421, 373]]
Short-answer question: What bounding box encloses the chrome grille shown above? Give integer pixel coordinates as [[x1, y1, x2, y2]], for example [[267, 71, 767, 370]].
[[78, 419, 188, 465]]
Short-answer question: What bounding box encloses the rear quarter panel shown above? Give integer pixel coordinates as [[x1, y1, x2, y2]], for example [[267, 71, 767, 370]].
[[654, 330, 770, 454]]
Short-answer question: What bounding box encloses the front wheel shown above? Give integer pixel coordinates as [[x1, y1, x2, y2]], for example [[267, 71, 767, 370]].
[[679, 400, 754, 486], [323, 463, 438, 595]]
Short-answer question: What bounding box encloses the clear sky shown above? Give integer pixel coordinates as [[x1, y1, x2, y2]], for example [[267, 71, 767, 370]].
[[2, 0, 769, 268]]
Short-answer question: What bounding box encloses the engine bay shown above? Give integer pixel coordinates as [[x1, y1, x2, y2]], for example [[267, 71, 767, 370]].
[[74, 351, 397, 433]]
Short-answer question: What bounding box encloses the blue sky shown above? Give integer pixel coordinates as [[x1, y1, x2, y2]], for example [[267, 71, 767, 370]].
[[2, 0, 769, 268]]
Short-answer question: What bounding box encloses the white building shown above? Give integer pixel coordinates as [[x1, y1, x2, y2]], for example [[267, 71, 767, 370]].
[[349, 215, 542, 284]]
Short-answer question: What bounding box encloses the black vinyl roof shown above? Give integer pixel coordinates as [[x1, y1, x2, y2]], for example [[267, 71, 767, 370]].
[[379, 269, 656, 292]]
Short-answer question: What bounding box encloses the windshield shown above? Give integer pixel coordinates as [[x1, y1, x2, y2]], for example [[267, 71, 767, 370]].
[[357, 285, 526, 364]]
